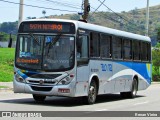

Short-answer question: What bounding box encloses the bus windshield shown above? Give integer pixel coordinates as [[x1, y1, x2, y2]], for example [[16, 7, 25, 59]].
[[15, 34, 75, 71]]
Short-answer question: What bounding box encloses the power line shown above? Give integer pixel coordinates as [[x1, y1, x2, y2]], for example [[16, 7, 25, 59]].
[[89, 7, 144, 34], [27, 0, 81, 7], [44, 0, 81, 9], [0, 0, 145, 34], [97, 0, 145, 33], [97, 0, 130, 22], [27, 0, 81, 9], [91, 0, 106, 16], [89, 5, 128, 28], [0, 0, 78, 12]]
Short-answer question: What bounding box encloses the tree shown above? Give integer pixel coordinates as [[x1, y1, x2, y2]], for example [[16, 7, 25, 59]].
[[0, 22, 18, 34], [157, 27, 160, 42], [151, 26, 160, 81], [152, 43, 160, 81]]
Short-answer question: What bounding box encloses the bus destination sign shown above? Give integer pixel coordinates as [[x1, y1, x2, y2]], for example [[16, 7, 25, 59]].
[[29, 24, 63, 31], [19, 21, 75, 34]]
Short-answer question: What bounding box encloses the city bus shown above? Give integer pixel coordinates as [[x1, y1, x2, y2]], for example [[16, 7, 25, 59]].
[[14, 19, 151, 104]]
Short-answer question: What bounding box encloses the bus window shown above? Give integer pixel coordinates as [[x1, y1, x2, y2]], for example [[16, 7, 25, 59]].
[[112, 37, 122, 60], [77, 35, 89, 59], [133, 41, 141, 61], [141, 42, 148, 61], [90, 32, 100, 57], [100, 34, 111, 59], [123, 39, 132, 60], [147, 43, 151, 61]]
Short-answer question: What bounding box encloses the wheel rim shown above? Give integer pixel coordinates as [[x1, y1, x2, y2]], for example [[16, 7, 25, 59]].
[[88, 85, 96, 103], [132, 81, 137, 96]]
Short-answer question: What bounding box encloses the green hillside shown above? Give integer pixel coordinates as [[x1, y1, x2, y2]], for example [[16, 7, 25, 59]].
[[0, 4, 160, 45], [48, 4, 160, 45]]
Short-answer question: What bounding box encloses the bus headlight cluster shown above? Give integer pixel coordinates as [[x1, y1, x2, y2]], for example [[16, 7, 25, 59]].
[[57, 75, 74, 85], [15, 74, 25, 83]]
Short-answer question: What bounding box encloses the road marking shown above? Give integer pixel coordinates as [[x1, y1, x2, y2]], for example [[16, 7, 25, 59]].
[[95, 109, 108, 111], [134, 101, 149, 106]]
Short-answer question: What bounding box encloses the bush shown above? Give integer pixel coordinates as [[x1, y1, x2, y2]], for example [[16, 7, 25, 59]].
[[152, 75, 160, 81]]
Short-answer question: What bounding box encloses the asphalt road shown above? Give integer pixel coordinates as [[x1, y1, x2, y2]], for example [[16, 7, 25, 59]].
[[0, 84, 160, 119]]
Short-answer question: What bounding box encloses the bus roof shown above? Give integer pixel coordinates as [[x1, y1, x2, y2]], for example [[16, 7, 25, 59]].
[[22, 19, 151, 42]]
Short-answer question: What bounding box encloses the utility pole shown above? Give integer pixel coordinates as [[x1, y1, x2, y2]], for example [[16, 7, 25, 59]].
[[82, 0, 90, 21], [18, 0, 24, 27], [146, 0, 149, 36], [78, 0, 90, 22]]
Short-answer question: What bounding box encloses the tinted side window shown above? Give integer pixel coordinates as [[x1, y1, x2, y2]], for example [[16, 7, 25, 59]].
[[141, 42, 148, 61], [90, 32, 100, 57], [133, 41, 141, 60], [123, 39, 132, 60], [112, 37, 122, 59], [147, 43, 151, 61], [100, 34, 111, 58]]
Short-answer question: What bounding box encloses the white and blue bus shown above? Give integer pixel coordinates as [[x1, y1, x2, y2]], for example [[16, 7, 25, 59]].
[[14, 19, 151, 104]]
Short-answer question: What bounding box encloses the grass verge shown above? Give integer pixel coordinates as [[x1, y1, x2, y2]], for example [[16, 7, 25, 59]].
[[0, 86, 9, 89], [0, 48, 15, 82]]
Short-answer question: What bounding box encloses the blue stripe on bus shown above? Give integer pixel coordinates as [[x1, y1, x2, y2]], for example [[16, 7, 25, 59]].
[[117, 62, 151, 84], [17, 70, 28, 79]]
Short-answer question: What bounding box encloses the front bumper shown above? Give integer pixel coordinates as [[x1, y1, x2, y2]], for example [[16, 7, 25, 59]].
[[13, 79, 76, 97]]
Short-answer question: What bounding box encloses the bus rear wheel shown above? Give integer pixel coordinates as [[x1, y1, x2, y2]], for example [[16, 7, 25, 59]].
[[121, 79, 138, 98], [128, 78, 138, 98], [33, 94, 46, 102]]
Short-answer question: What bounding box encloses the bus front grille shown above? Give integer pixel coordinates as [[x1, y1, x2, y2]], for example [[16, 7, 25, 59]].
[[27, 80, 57, 85], [31, 86, 52, 92], [25, 73, 62, 79]]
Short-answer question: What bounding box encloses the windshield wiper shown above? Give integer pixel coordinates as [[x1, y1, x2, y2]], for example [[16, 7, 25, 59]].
[[29, 33, 40, 45], [50, 33, 62, 47], [47, 33, 62, 55]]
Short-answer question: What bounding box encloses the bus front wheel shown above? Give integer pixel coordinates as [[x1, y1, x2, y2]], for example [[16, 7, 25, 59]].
[[33, 94, 46, 102], [83, 80, 97, 104]]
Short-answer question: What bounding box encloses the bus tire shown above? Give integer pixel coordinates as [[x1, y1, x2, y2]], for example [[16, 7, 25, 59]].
[[120, 92, 127, 98], [121, 78, 138, 98], [33, 94, 46, 102], [127, 78, 138, 98], [83, 80, 97, 104]]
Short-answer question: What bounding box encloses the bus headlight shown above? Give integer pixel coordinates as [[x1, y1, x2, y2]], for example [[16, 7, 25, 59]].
[[57, 75, 74, 85], [15, 74, 25, 83]]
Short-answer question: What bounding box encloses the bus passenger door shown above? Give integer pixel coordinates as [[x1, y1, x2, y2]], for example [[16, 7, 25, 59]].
[[75, 35, 89, 96]]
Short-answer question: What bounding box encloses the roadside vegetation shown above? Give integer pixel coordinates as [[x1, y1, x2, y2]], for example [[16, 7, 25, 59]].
[[0, 47, 160, 82], [0, 86, 9, 89], [0, 5, 160, 82], [152, 43, 160, 81], [0, 48, 15, 82]]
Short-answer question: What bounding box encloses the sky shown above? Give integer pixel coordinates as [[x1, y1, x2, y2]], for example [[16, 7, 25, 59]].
[[0, 0, 160, 23]]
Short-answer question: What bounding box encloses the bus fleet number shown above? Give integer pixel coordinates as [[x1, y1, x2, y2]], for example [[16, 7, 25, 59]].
[[101, 64, 112, 72]]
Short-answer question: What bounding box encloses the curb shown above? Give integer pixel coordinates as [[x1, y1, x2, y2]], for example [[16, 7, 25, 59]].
[[0, 88, 13, 92], [0, 82, 13, 92], [151, 82, 160, 84]]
